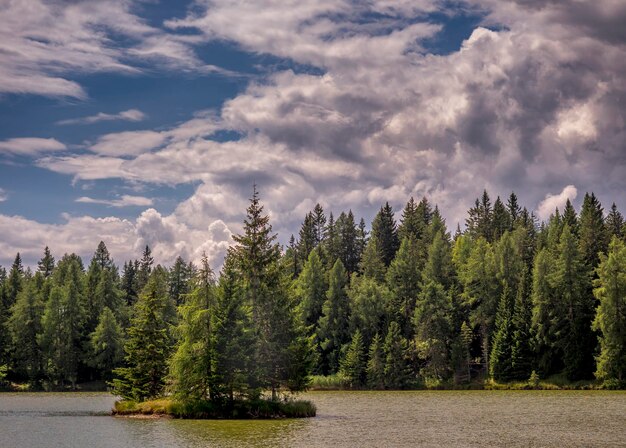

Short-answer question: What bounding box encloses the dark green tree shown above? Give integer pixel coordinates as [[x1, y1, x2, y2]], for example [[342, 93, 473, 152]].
[[592, 237, 626, 386], [383, 321, 410, 389], [366, 333, 385, 389], [340, 329, 366, 388], [371, 202, 400, 266], [386, 236, 421, 338], [112, 271, 171, 401], [318, 259, 350, 374], [37, 246, 55, 278], [605, 203, 624, 240], [89, 307, 124, 381]]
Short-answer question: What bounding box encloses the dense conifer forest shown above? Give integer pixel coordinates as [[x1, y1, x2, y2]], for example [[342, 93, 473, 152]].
[[1, 188, 625, 399]]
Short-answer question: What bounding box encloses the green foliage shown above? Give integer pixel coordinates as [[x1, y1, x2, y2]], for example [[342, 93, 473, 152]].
[[372, 202, 400, 267], [8, 280, 44, 386], [112, 271, 172, 401], [592, 237, 626, 386], [89, 307, 124, 380], [383, 321, 411, 389], [386, 236, 421, 338], [317, 259, 350, 374], [366, 333, 385, 389], [339, 329, 366, 388], [295, 248, 327, 329]]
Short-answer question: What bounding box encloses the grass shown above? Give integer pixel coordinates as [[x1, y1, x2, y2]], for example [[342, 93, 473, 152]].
[[309, 373, 349, 390], [113, 398, 317, 419]]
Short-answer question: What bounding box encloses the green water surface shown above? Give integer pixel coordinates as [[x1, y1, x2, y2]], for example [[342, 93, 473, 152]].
[[0, 390, 624, 447]]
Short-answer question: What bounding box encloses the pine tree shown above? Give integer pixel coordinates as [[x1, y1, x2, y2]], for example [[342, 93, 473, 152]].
[[295, 248, 327, 330], [531, 248, 559, 375], [8, 279, 44, 386], [336, 211, 360, 273], [169, 254, 218, 400], [212, 255, 256, 402], [456, 237, 498, 374], [386, 237, 421, 338], [136, 245, 154, 293], [232, 186, 311, 398], [120, 261, 139, 307], [383, 321, 410, 389], [37, 246, 55, 278], [297, 212, 317, 267], [398, 197, 420, 242], [507, 192, 521, 228], [553, 225, 595, 380], [89, 307, 124, 380], [371, 202, 400, 267], [413, 281, 451, 380], [490, 285, 515, 381], [112, 271, 171, 401], [592, 237, 626, 385], [5, 253, 24, 310], [312, 203, 327, 245], [359, 236, 386, 283], [510, 273, 533, 380], [169, 256, 194, 306], [317, 259, 350, 374], [348, 275, 390, 347], [562, 199, 578, 235], [340, 329, 366, 388], [605, 203, 624, 240], [492, 197, 511, 241], [579, 192, 608, 269], [366, 333, 385, 389]]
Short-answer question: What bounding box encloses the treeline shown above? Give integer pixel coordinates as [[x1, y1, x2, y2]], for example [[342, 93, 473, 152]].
[[0, 189, 625, 397]]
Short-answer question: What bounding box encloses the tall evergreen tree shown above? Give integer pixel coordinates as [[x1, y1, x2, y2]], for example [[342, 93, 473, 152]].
[[553, 225, 595, 380], [489, 285, 515, 381], [371, 202, 400, 266], [112, 271, 171, 401], [336, 210, 360, 273], [359, 236, 386, 283], [492, 196, 511, 241], [136, 245, 154, 293], [37, 246, 55, 278], [169, 256, 194, 306], [366, 333, 385, 389], [89, 307, 124, 381], [232, 187, 312, 398], [578, 192, 608, 269], [318, 259, 350, 374], [5, 253, 24, 310], [507, 192, 521, 228], [605, 203, 624, 240], [295, 248, 327, 330], [592, 237, 626, 386], [348, 275, 390, 347], [383, 321, 410, 389], [8, 280, 44, 386], [386, 237, 421, 338], [340, 329, 366, 389], [312, 203, 327, 245]]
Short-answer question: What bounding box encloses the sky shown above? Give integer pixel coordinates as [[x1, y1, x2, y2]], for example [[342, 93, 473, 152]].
[[0, 0, 625, 269]]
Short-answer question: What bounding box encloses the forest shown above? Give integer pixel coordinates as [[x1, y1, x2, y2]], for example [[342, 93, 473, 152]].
[[0, 188, 625, 403]]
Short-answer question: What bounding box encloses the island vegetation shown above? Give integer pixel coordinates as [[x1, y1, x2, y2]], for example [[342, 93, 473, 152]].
[[0, 188, 624, 417]]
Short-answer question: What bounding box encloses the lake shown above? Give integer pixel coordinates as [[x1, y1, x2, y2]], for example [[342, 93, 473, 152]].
[[0, 391, 624, 447]]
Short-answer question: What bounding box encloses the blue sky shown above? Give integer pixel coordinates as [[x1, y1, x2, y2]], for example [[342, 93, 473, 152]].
[[0, 0, 625, 268]]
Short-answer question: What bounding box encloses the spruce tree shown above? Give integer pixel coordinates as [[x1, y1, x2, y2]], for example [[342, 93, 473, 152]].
[[507, 192, 521, 228], [371, 202, 400, 266], [8, 279, 44, 386], [510, 273, 533, 380], [492, 196, 511, 241], [295, 248, 327, 330], [359, 235, 386, 283], [413, 281, 451, 380], [366, 333, 385, 389], [336, 211, 360, 273], [169, 256, 194, 306], [318, 259, 350, 374], [579, 192, 608, 269], [340, 329, 366, 388], [489, 285, 514, 381], [5, 253, 23, 310], [383, 321, 410, 389], [37, 246, 55, 278], [112, 271, 171, 401], [605, 203, 624, 240], [348, 275, 390, 347], [169, 253, 218, 400], [386, 236, 421, 338], [592, 237, 626, 385], [136, 245, 154, 293], [89, 307, 124, 381]]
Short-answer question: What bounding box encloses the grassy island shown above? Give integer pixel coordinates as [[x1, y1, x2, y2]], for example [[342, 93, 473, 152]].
[[113, 398, 316, 419]]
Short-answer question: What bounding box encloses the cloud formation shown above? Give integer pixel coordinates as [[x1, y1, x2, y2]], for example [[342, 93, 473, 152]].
[[0, 0, 225, 99], [76, 194, 154, 208], [57, 109, 146, 126], [0, 138, 66, 156], [1, 0, 625, 270], [536, 185, 578, 220]]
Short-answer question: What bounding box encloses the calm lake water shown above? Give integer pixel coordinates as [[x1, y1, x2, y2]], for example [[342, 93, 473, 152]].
[[0, 391, 624, 447]]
